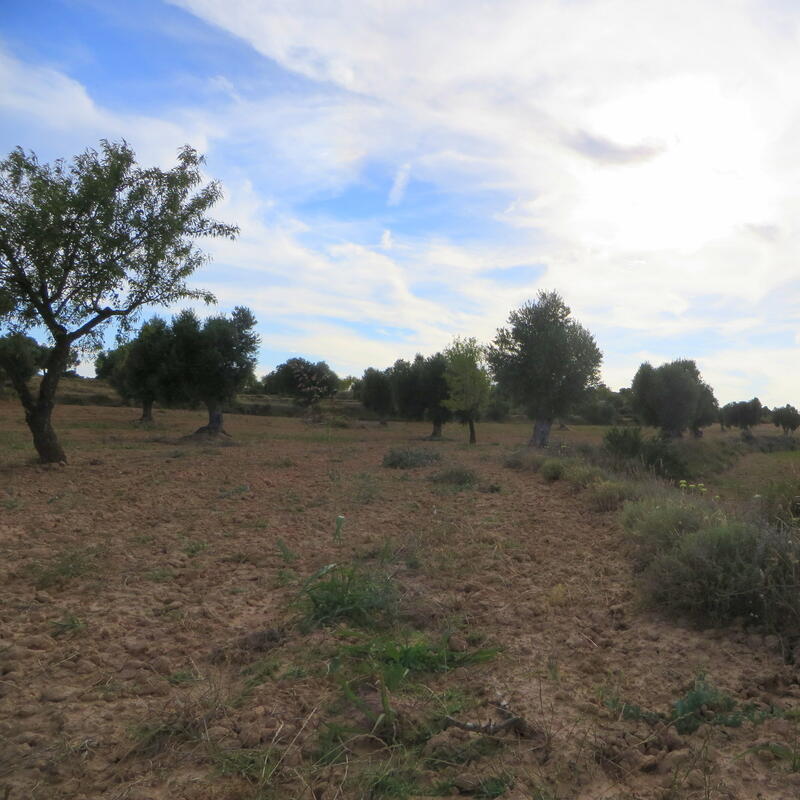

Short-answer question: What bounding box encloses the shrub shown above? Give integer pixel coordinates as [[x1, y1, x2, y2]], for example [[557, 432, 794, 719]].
[[503, 449, 546, 472], [588, 480, 639, 512], [300, 565, 398, 628], [621, 498, 709, 571], [642, 522, 800, 629], [540, 459, 564, 482], [430, 467, 477, 488], [604, 426, 644, 459], [382, 448, 441, 469], [562, 461, 604, 489]]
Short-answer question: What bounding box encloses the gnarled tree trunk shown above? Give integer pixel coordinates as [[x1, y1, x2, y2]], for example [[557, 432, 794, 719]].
[[140, 398, 154, 422], [430, 419, 443, 439], [468, 418, 476, 445], [528, 419, 552, 448], [192, 400, 228, 436]]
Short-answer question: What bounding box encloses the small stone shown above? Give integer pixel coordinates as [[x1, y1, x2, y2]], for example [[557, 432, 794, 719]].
[[660, 748, 692, 773], [639, 754, 659, 772], [123, 638, 149, 655], [686, 769, 705, 789], [453, 774, 481, 792], [448, 634, 468, 653]]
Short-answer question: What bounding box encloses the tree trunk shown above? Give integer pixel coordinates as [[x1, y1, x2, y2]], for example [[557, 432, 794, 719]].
[[468, 418, 476, 444], [527, 419, 552, 448], [140, 399, 154, 422], [431, 419, 443, 439], [192, 401, 228, 436], [11, 339, 70, 463]]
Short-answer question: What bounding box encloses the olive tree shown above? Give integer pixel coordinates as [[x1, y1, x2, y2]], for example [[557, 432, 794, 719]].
[[0, 141, 236, 462], [263, 357, 339, 407], [443, 336, 491, 444], [630, 359, 718, 438], [772, 405, 800, 436], [487, 291, 602, 447]]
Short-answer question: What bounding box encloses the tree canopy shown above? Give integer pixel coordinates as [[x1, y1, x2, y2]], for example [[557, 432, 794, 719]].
[[772, 404, 800, 436], [0, 140, 236, 461], [630, 359, 718, 437], [443, 336, 491, 444], [263, 357, 339, 407], [486, 291, 601, 446]]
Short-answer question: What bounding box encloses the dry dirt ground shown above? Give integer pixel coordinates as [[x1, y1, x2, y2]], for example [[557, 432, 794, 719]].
[[1, 402, 800, 800]]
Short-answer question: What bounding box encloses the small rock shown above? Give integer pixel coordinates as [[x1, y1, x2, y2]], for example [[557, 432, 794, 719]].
[[686, 768, 705, 788], [659, 748, 692, 773], [639, 754, 659, 772], [453, 774, 481, 792], [448, 634, 468, 653], [123, 638, 149, 656]]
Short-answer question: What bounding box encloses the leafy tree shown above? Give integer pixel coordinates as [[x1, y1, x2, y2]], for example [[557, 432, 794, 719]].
[[721, 398, 762, 433], [571, 383, 624, 425], [263, 357, 338, 407], [167, 306, 259, 433], [360, 367, 393, 420], [388, 356, 426, 420], [420, 352, 452, 438], [630, 359, 718, 438], [0, 141, 236, 462], [487, 291, 602, 447], [443, 336, 491, 444], [772, 404, 800, 436], [95, 317, 172, 421], [0, 333, 47, 398]]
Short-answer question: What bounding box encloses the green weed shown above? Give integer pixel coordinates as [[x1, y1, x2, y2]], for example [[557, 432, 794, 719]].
[[50, 614, 86, 637], [383, 448, 441, 469], [430, 467, 478, 489]]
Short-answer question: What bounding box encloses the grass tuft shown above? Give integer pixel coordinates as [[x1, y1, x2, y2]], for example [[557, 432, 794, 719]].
[[383, 448, 441, 469]]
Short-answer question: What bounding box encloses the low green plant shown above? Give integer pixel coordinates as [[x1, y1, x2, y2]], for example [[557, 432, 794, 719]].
[[430, 467, 477, 489], [604, 426, 644, 459], [504, 449, 546, 472], [300, 564, 398, 628], [383, 449, 442, 469], [561, 461, 604, 489], [276, 538, 297, 563], [50, 614, 86, 637], [540, 459, 564, 482], [587, 480, 638, 512], [27, 548, 96, 589]]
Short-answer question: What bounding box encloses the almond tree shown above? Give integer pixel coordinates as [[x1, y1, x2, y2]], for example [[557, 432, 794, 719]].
[[0, 141, 236, 462]]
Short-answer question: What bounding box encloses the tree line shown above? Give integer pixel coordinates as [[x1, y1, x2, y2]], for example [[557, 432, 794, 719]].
[[1, 140, 797, 464]]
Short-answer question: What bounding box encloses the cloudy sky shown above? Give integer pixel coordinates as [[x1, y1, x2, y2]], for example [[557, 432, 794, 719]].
[[2, 0, 799, 404]]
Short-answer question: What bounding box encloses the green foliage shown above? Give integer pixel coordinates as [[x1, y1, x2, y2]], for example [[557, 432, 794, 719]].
[[262, 357, 339, 407], [587, 480, 639, 511], [604, 426, 690, 479], [621, 497, 711, 571], [504, 449, 546, 472], [27, 548, 95, 589], [772, 404, 800, 436], [300, 565, 398, 628], [486, 291, 602, 435], [442, 336, 491, 441], [540, 459, 565, 482], [429, 466, 478, 489], [721, 397, 762, 432], [561, 461, 604, 488], [603, 426, 644, 459], [382, 448, 441, 469], [630, 359, 718, 437], [0, 333, 46, 389], [361, 367, 394, 418]]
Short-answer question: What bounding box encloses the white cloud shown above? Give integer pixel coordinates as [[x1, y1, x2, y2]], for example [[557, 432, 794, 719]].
[[387, 162, 411, 206]]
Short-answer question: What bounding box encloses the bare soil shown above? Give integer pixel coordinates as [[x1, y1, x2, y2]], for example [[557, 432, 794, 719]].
[[1, 402, 799, 799]]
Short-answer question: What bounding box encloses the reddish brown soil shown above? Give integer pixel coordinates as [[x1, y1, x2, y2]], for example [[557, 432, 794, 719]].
[[1, 402, 799, 800]]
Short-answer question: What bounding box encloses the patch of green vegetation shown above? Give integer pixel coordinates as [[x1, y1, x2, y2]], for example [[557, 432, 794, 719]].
[[383, 448, 441, 469], [276, 538, 297, 563], [211, 745, 276, 793], [300, 564, 398, 629], [50, 614, 86, 637], [476, 774, 515, 798], [145, 567, 175, 582], [429, 467, 478, 489], [587, 479, 639, 511], [182, 539, 208, 557], [351, 471, 381, 504], [540, 459, 565, 482], [503, 449, 546, 472], [27, 548, 97, 589], [167, 670, 199, 686]]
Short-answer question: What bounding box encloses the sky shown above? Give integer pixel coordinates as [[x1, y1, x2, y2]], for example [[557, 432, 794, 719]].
[[1, 0, 799, 405]]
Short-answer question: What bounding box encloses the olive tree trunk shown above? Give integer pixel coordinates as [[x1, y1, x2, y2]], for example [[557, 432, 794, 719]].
[[140, 398, 154, 422], [431, 419, 443, 438], [528, 419, 552, 448], [468, 418, 476, 445]]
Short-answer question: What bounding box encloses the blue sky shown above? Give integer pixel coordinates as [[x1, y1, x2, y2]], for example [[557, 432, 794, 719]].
[[2, 0, 800, 404]]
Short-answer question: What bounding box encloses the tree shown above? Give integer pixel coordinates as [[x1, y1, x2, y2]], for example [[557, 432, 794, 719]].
[[487, 291, 602, 447], [360, 367, 393, 420], [263, 357, 338, 408], [0, 141, 236, 462], [388, 356, 426, 420], [721, 398, 762, 434], [443, 337, 491, 444], [0, 333, 47, 400], [419, 352, 452, 438], [630, 359, 718, 438], [772, 405, 800, 436], [167, 307, 259, 433], [95, 317, 172, 421]]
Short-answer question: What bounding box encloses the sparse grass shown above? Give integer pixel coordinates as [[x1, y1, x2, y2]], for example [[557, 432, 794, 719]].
[[503, 449, 546, 472], [182, 539, 208, 557], [50, 614, 86, 637], [145, 567, 175, 582], [383, 448, 441, 469], [27, 548, 97, 589], [561, 461, 604, 489], [300, 564, 398, 628]]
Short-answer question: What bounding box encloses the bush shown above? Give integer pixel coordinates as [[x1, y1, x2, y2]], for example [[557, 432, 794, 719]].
[[300, 565, 398, 628], [641, 522, 798, 626], [382, 448, 441, 469], [588, 480, 639, 512], [562, 461, 604, 489], [540, 459, 564, 482], [604, 426, 644, 459], [621, 497, 710, 571], [503, 449, 546, 472], [430, 467, 477, 488]]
